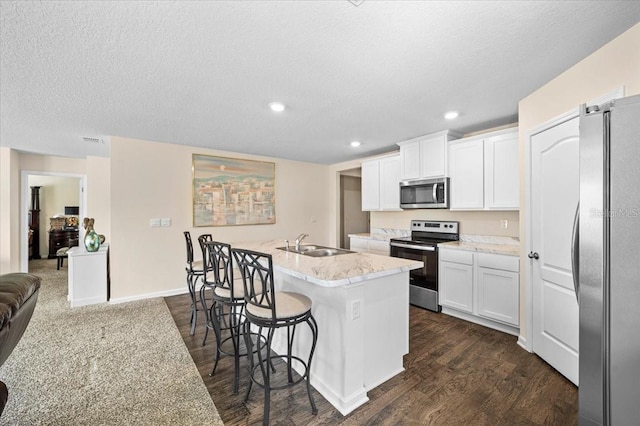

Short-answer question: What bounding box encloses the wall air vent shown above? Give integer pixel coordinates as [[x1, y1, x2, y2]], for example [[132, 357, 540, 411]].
[[82, 136, 104, 144]]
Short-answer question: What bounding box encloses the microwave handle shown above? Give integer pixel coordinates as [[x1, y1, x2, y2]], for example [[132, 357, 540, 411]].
[[432, 183, 437, 202]]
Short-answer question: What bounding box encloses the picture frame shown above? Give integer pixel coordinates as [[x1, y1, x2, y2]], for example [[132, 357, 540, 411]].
[[192, 154, 276, 227]]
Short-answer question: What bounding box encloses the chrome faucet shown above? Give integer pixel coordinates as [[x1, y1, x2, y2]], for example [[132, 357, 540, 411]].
[[295, 233, 309, 251], [284, 239, 290, 251]]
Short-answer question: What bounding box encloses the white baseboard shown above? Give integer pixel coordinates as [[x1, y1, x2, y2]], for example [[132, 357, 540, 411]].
[[517, 335, 532, 352], [441, 307, 520, 336], [109, 287, 189, 305]]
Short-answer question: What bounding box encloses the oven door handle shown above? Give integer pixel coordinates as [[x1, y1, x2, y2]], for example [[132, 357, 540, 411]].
[[390, 242, 436, 252]]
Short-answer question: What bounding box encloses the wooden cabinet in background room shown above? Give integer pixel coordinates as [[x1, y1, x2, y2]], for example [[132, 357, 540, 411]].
[[361, 154, 401, 212], [48, 229, 79, 258]]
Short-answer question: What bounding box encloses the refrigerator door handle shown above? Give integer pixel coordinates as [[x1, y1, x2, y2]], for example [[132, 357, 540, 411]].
[[571, 202, 579, 304]]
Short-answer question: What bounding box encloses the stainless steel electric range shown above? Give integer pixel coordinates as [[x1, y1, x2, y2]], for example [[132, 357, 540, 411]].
[[389, 220, 459, 312]]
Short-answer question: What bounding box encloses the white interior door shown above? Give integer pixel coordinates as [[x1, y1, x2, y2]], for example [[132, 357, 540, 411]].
[[530, 117, 580, 385]]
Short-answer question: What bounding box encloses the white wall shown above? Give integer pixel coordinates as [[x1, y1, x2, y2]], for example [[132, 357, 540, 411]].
[[518, 23, 640, 342]]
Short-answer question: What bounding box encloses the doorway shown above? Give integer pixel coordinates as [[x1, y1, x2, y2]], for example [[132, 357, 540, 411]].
[[339, 169, 369, 249], [21, 171, 86, 272]]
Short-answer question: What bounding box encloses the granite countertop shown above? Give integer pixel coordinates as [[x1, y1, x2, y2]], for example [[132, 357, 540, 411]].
[[231, 240, 422, 287], [438, 236, 520, 257]]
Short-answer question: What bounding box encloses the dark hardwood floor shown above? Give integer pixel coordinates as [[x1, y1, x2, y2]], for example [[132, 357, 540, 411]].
[[165, 294, 577, 425]]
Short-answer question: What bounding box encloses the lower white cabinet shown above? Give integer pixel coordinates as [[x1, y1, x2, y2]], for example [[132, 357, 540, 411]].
[[439, 247, 519, 335], [439, 250, 474, 313], [349, 236, 390, 256]]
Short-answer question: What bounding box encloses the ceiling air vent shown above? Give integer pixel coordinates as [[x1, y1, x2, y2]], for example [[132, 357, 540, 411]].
[[82, 136, 104, 144]]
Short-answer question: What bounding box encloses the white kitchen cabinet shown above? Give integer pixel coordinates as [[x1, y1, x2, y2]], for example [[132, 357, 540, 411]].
[[439, 247, 519, 335], [361, 154, 401, 212], [477, 252, 519, 326], [349, 236, 390, 256], [397, 130, 461, 180], [484, 132, 519, 209], [448, 128, 519, 211], [439, 259, 474, 313], [448, 138, 485, 209], [361, 160, 380, 211]]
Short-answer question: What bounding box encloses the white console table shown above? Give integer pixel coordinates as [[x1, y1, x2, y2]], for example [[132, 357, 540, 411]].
[[68, 243, 109, 308]]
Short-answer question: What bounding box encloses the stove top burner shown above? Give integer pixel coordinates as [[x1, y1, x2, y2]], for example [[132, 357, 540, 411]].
[[390, 236, 451, 246], [390, 219, 460, 246]]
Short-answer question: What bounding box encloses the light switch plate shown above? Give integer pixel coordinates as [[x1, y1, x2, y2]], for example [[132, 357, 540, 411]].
[[161, 218, 171, 227], [150, 218, 161, 227]]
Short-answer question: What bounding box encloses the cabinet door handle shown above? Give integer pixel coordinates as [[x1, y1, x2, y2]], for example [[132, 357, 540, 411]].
[[528, 251, 539, 259]]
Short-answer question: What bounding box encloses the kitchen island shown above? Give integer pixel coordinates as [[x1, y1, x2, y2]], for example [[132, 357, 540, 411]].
[[232, 240, 422, 415]]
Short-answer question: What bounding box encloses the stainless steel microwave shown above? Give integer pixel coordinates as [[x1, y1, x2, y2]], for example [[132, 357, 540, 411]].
[[399, 177, 449, 209]]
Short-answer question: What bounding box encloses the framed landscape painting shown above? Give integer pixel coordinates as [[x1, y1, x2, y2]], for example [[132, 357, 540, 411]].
[[192, 154, 276, 227]]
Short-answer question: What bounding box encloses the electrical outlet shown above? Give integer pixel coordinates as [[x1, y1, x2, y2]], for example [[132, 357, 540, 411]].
[[310, 216, 317, 223], [501, 219, 509, 229], [351, 300, 361, 320]]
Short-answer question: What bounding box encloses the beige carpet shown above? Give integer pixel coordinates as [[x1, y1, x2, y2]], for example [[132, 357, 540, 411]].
[[0, 259, 223, 425]]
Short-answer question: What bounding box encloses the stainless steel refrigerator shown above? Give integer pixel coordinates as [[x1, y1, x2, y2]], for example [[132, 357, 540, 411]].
[[577, 94, 640, 425]]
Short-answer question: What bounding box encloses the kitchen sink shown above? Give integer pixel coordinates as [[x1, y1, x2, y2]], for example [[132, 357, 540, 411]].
[[303, 248, 353, 257], [276, 245, 354, 257]]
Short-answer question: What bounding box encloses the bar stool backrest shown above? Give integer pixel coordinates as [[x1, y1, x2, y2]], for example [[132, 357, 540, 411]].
[[207, 241, 237, 297], [231, 248, 277, 321], [198, 234, 213, 275], [184, 231, 195, 270]]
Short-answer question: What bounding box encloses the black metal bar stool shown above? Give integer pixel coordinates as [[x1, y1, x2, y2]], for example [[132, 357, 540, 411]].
[[204, 241, 247, 393], [231, 248, 318, 425], [184, 231, 205, 335]]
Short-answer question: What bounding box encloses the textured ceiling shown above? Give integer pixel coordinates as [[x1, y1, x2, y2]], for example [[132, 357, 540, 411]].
[[1, 1, 639, 164]]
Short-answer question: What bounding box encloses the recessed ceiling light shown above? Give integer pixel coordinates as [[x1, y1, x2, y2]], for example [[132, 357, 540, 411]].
[[444, 111, 459, 120], [269, 102, 285, 112], [350, 141, 361, 147]]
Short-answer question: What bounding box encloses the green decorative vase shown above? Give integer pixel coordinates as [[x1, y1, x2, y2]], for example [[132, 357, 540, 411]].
[[84, 229, 101, 252]]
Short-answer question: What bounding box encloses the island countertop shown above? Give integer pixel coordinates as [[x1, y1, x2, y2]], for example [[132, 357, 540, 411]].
[[232, 239, 423, 287]]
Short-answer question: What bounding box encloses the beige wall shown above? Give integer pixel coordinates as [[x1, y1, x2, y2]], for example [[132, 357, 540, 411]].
[[518, 23, 640, 341], [372, 210, 519, 237], [109, 136, 331, 301], [0, 148, 20, 273]]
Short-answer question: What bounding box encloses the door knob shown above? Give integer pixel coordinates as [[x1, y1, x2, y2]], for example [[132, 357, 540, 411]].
[[528, 251, 539, 259]]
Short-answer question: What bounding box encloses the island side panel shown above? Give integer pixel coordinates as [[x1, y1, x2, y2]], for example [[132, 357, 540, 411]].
[[270, 270, 409, 415], [363, 270, 410, 390], [272, 273, 369, 415]]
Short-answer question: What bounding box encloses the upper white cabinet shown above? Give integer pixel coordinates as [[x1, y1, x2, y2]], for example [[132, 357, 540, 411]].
[[361, 154, 401, 211], [448, 128, 519, 210], [397, 130, 462, 180], [449, 138, 485, 209], [484, 132, 519, 209]]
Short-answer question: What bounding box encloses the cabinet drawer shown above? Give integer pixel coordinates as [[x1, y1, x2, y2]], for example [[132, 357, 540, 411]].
[[477, 253, 519, 272], [368, 240, 389, 255], [439, 248, 474, 265], [350, 238, 368, 251]]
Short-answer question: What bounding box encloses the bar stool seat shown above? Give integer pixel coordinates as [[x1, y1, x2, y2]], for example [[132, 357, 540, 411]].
[[56, 247, 70, 270], [246, 292, 311, 319]]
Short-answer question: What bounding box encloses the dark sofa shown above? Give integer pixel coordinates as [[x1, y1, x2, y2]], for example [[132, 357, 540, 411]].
[[0, 273, 41, 417]]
